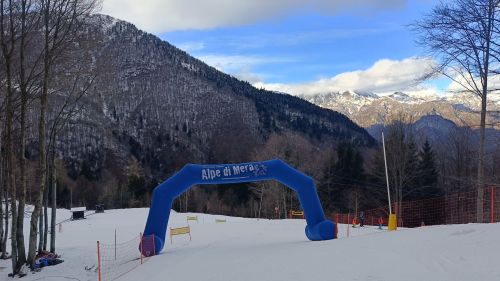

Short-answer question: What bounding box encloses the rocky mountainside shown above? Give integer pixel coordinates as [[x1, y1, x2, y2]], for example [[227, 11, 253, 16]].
[[301, 91, 500, 128], [43, 15, 375, 180]]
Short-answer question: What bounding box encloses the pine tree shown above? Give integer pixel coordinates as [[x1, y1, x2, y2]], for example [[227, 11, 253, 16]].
[[404, 141, 420, 199], [318, 142, 365, 212], [417, 140, 440, 198], [318, 151, 336, 212]]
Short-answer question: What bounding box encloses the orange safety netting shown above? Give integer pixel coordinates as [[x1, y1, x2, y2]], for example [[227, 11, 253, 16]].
[[330, 186, 499, 228], [97, 233, 155, 281]]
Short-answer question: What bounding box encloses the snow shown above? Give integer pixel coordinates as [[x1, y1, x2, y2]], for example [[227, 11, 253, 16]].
[[2, 208, 500, 281], [306, 90, 499, 114], [70, 207, 87, 212]]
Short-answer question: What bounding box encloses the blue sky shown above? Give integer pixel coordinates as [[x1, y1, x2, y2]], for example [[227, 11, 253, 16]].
[[102, 0, 449, 95]]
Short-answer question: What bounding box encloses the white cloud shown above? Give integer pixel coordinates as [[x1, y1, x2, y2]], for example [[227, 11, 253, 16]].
[[101, 0, 406, 33], [196, 54, 293, 84], [446, 73, 500, 93], [197, 54, 269, 72], [177, 42, 205, 53], [254, 57, 437, 95]]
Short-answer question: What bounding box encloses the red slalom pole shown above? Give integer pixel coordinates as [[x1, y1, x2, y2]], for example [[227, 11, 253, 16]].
[[140, 233, 143, 264], [97, 241, 102, 281], [152, 233, 156, 256]]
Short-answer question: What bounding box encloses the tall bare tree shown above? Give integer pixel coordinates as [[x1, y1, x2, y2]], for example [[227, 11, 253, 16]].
[[15, 0, 43, 271], [27, 0, 99, 268], [47, 61, 97, 252], [413, 0, 500, 222], [1, 0, 21, 272]]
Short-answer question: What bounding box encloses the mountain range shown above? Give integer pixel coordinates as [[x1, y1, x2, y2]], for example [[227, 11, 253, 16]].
[[300, 91, 500, 129]]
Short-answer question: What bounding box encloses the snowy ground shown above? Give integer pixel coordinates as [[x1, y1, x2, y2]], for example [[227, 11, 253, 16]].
[[1, 208, 500, 281]]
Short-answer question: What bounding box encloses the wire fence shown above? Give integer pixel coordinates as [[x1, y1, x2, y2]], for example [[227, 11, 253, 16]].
[[97, 233, 155, 281], [330, 186, 499, 228]]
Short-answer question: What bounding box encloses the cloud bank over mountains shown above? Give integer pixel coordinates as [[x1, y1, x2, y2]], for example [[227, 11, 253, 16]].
[[102, 0, 500, 99], [102, 0, 406, 33], [254, 57, 439, 96]]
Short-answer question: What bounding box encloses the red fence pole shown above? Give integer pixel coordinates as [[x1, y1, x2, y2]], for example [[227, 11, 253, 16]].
[[97, 241, 102, 281], [492, 187, 495, 224]]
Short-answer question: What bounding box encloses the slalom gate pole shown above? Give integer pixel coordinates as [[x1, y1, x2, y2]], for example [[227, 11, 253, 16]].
[[492, 187, 495, 223], [140, 233, 143, 265], [114, 229, 117, 260], [152, 233, 156, 256], [97, 241, 102, 281]]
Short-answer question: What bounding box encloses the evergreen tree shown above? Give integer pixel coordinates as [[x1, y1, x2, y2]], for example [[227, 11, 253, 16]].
[[417, 140, 440, 198], [318, 142, 365, 212], [403, 141, 420, 199], [318, 152, 336, 212], [335, 142, 365, 183]]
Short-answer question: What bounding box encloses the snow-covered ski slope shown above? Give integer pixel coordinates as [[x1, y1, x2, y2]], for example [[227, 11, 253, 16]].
[[2, 208, 500, 281]]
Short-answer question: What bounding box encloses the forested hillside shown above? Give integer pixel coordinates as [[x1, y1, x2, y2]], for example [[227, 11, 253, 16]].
[[20, 15, 375, 213]]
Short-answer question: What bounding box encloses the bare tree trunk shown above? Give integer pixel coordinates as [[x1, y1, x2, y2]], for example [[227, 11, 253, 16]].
[[2, 188, 9, 259], [50, 158, 56, 253], [16, 81, 28, 269], [282, 186, 287, 219], [37, 206, 43, 252], [29, 88, 48, 264], [0, 190, 2, 257], [43, 184, 49, 250], [28, 0, 49, 265], [184, 191, 188, 212], [0, 134, 7, 258], [2, 16, 18, 274], [0, 129, 4, 258], [16, 0, 34, 268], [257, 184, 264, 219], [9, 170, 17, 273], [477, 4, 491, 221], [476, 93, 487, 222]]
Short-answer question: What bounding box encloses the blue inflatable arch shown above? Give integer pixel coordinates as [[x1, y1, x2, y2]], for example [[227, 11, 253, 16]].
[[141, 159, 336, 255]]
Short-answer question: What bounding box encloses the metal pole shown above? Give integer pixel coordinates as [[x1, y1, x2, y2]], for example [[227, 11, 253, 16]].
[[114, 229, 116, 260], [382, 132, 392, 214]]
